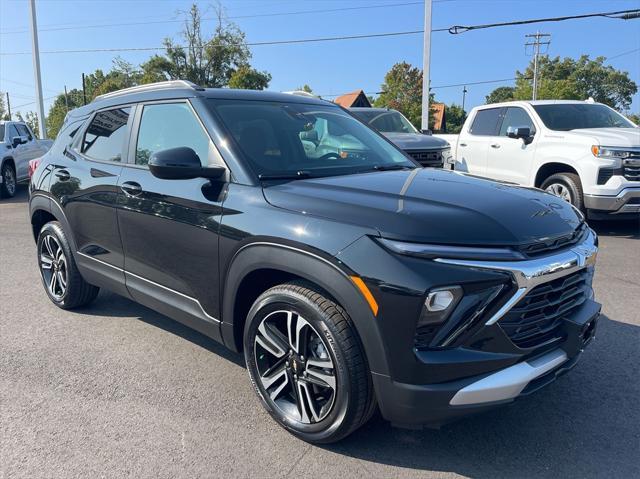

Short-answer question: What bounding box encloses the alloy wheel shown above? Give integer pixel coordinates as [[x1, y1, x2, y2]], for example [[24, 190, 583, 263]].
[[39, 234, 68, 300], [4, 167, 16, 196], [545, 182, 572, 203], [253, 310, 337, 424]]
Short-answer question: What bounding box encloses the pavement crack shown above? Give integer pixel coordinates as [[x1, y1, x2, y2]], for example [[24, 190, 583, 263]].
[[284, 444, 312, 478]]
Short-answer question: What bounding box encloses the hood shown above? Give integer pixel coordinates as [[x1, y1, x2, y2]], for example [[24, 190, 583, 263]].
[[262, 169, 583, 247], [561, 128, 640, 147], [382, 132, 450, 151]]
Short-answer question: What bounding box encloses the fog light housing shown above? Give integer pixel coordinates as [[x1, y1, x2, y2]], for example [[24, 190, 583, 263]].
[[419, 286, 463, 326]]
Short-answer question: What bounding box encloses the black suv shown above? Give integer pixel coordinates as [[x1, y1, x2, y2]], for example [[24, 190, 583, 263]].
[[29, 81, 600, 443]]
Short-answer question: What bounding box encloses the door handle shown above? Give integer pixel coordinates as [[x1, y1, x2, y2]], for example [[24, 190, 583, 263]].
[[459, 143, 467, 147], [121, 181, 143, 196], [54, 169, 70, 181], [490, 144, 501, 149]]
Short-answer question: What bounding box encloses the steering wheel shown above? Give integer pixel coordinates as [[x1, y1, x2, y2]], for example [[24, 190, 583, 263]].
[[317, 152, 343, 161]]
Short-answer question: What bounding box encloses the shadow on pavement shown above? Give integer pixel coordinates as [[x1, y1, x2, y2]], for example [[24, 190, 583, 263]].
[[589, 218, 639, 239], [1, 185, 29, 204]]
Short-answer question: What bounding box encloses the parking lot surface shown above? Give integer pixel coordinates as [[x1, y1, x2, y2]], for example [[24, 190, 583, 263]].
[[1, 186, 639, 479]]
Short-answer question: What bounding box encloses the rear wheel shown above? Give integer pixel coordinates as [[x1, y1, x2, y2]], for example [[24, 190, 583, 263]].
[[37, 221, 99, 309], [541, 172, 584, 211], [0, 162, 17, 198], [244, 282, 374, 443]]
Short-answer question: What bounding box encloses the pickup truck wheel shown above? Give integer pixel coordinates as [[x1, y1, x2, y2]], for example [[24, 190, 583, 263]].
[[0, 162, 17, 198], [244, 281, 374, 443], [37, 221, 99, 309], [541, 173, 584, 211]]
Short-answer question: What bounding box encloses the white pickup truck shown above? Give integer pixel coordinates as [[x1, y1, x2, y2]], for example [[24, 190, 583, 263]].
[[0, 121, 53, 198], [437, 100, 640, 219]]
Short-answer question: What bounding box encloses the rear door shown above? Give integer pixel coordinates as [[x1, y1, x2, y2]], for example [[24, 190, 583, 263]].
[[456, 107, 503, 176], [116, 100, 227, 324], [484, 106, 538, 185], [51, 106, 133, 296]]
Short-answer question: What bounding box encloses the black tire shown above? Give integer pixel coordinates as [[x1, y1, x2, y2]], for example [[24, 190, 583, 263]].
[[541, 172, 584, 211], [0, 161, 17, 198], [244, 281, 374, 443], [37, 221, 99, 309]]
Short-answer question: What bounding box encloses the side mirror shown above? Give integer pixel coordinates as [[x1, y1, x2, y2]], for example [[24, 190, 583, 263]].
[[506, 126, 533, 144], [148, 147, 226, 180], [300, 129, 319, 142], [11, 136, 27, 148]]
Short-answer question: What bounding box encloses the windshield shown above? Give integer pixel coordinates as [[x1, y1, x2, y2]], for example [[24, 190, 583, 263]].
[[209, 100, 415, 178], [532, 103, 636, 131], [350, 109, 418, 134]]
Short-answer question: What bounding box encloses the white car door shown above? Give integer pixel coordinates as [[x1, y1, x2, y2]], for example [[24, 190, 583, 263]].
[[455, 107, 504, 176], [13, 124, 41, 181], [484, 106, 538, 185]]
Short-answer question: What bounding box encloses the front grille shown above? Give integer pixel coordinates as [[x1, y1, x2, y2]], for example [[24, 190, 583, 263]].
[[623, 159, 640, 182], [519, 223, 587, 257], [500, 269, 590, 349], [407, 149, 443, 168]]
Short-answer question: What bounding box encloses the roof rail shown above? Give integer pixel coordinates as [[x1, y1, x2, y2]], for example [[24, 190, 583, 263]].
[[94, 80, 203, 101]]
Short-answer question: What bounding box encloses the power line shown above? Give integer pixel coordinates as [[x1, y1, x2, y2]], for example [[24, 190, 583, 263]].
[[0, 29, 426, 56], [449, 8, 640, 34], [0, 1, 426, 35]]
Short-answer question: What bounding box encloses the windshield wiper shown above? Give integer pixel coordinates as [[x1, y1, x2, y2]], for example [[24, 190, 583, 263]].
[[371, 164, 416, 171], [258, 170, 312, 180]]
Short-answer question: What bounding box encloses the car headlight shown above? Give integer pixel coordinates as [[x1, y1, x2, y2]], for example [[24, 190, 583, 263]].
[[591, 145, 630, 159], [377, 238, 525, 261]]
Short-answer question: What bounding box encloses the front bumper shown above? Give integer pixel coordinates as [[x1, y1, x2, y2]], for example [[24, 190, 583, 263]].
[[373, 299, 600, 428], [584, 187, 640, 214]]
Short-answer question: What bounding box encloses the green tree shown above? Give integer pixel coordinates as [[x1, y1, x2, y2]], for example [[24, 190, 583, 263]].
[[374, 62, 423, 128], [297, 84, 313, 93], [15, 111, 40, 137], [46, 88, 83, 139], [141, 4, 268, 89], [228, 64, 271, 90], [443, 103, 466, 133], [512, 55, 637, 110], [485, 86, 515, 104], [0, 93, 10, 120], [626, 113, 640, 125]]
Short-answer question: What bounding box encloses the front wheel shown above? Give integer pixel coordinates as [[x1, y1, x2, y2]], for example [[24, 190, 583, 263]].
[[244, 282, 375, 443], [0, 162, 17, 198], [541, 172, 584, 211]]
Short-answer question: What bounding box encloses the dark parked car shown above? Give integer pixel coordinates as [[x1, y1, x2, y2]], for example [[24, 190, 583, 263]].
[[349, 107, 452, 168], [30, 81, 600, 443]]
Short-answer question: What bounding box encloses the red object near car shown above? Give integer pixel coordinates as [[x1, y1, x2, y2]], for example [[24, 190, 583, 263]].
[[28, 158, 42, 180]]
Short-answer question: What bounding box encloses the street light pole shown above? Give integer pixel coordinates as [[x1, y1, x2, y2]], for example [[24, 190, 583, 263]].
[[462, 85, 468, 113], [28, 0, 47, 139], [421, 0, 433, 132]]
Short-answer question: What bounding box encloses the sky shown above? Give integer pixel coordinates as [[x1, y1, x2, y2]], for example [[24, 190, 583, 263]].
[[1, 0, 639, 121]]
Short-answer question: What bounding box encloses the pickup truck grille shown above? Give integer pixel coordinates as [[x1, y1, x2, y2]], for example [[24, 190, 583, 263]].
[[499, 269, 590, 349], [623, 159, 640, 182], [407, 149, 443, 168]]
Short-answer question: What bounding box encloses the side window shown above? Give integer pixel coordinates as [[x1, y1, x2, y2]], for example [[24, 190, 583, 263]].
[[15, 124, 33, 140], [469, 108, 503, 136], [7, 125, 20, 141], [81, 107, 131, 162], [135, 103, 213, 166], [499, 107, 536, 136]]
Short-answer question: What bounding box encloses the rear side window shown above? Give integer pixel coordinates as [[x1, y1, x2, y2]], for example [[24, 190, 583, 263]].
[[81, 107, 131, 162], [499, 107, 536, 136], [0, 125, 4, 141], [469, 108, 502, 136], [135, 102, 214, 166]]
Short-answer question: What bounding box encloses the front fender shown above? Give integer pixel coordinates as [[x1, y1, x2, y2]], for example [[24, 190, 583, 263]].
[[221, 242, 391, 376]]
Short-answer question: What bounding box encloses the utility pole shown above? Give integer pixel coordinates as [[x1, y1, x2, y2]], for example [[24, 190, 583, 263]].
[[462, 85, 468, 113], [421, 0, 433, 132], [6, 92, 11, 120], [82, 73, 87, 105], [64, 85, 69, 112], [525, 31, 551, 101], [28, 0, 47, 139]]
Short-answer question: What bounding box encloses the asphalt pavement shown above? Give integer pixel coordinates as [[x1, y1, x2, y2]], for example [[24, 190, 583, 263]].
[[1, 186, 639, 478]]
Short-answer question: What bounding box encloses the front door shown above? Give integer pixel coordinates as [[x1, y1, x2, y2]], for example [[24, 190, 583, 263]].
[[117, 101, 227, 328], [484, 106, 538, 185]]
